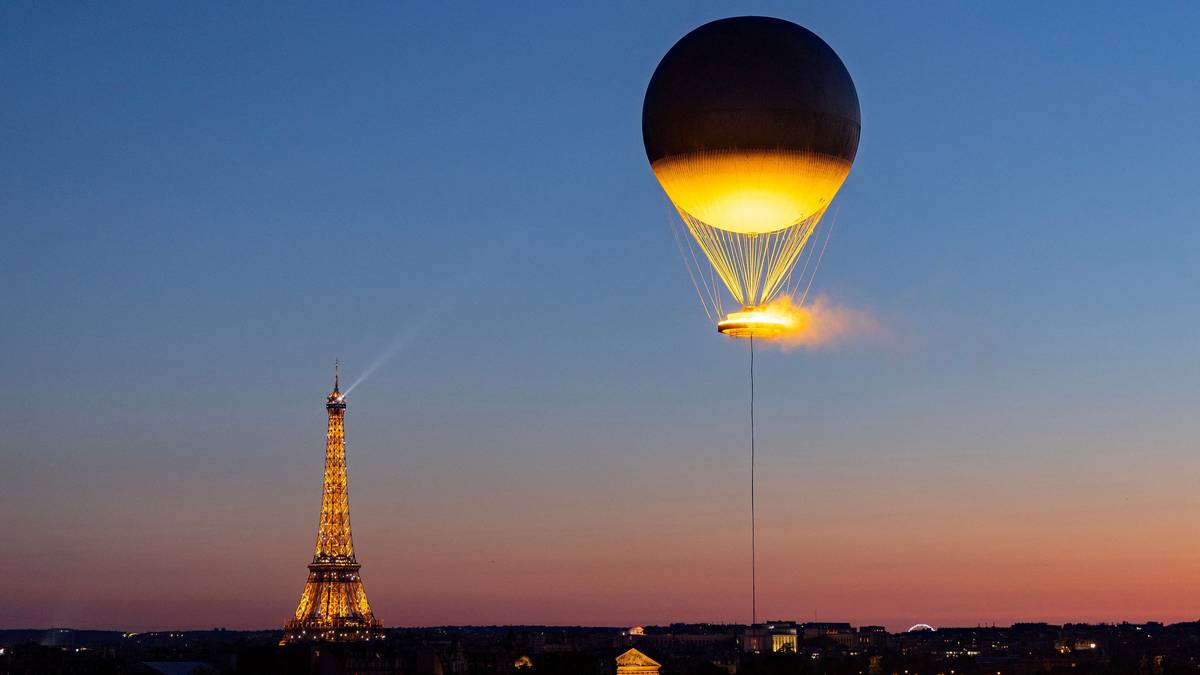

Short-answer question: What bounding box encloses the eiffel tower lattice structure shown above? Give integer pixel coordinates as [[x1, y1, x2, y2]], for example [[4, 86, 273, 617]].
[[281, 362, 385, 644]]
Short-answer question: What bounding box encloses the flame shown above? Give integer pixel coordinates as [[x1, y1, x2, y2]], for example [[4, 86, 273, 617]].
[[753, 294, 878, 349]]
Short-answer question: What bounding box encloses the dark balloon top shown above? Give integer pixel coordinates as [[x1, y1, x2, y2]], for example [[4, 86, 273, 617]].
[[642, 16, 861, 164]]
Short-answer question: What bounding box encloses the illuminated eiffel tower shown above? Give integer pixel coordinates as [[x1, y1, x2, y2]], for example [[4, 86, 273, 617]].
[[281, 362, 384, 644]]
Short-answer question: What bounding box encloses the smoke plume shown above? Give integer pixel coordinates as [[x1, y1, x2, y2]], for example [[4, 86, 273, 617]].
[[760, 294, 878, 350]]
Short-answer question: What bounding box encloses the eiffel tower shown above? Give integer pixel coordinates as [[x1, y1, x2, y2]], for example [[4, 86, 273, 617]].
[[281, 362, 385, 644]]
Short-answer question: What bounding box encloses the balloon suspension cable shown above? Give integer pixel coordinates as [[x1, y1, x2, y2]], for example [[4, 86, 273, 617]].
[[788, 201, 840, 301], [666, 204, 722, 321], [750, 334, 757, 626], [800, 204, 837, 304]]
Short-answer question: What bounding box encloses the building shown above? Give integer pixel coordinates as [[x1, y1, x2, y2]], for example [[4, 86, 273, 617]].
[[802, 622, 854, 641], [615, 648, 661, 674], [741, 623, 798, 653]]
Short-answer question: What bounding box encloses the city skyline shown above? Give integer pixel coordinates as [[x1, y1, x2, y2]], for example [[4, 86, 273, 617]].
[[5, 2, 1200, 634]]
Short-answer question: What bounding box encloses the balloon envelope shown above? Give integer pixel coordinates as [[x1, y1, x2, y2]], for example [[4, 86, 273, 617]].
[[643, 17, 861, 235]]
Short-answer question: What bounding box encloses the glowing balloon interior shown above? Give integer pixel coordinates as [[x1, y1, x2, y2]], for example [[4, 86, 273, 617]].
[[651, 152, 852, 236]]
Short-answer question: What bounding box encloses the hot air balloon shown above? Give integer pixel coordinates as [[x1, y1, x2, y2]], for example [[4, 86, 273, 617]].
[[643, 16, 860, 338]]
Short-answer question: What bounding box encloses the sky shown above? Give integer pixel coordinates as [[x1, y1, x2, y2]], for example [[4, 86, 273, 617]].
[[3, 2, 1200, 632]]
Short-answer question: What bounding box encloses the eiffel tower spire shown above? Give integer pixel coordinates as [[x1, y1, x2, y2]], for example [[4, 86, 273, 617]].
[[281, 362, 384, 644]]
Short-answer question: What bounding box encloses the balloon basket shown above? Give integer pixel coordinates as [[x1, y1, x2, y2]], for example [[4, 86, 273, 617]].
[[716, 306, 792, 339]]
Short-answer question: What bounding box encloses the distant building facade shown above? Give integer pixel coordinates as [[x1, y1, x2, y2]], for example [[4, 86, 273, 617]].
[[615, 648, 661, 674]]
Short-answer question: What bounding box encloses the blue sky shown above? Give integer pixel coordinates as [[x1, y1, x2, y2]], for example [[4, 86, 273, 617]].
[[3, 2, 1200, 629]]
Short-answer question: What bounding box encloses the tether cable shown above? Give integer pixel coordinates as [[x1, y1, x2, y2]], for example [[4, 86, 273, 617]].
[[750, 334, 757, 626]]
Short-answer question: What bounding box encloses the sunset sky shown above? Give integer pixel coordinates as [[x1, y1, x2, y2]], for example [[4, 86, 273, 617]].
[[4, 2, 1200, 632]]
